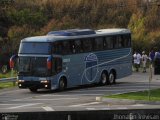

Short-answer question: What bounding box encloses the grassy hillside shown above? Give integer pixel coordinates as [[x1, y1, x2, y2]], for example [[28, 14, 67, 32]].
[[0, 0, 160, 53]]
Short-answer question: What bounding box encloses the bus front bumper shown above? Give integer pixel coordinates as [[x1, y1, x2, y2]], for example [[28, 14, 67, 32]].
[[18, 80, 51, 89]]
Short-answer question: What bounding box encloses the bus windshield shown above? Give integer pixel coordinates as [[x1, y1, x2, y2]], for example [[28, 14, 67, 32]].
[[19, 42, 51, 54], [18, 57, 49, 77]]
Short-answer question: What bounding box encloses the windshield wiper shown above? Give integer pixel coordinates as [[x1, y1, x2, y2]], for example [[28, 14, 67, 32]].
[[18, 71, 31, 76]]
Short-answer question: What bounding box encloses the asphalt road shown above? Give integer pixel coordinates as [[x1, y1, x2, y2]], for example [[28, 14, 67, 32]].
[[0, 71, 160, 113]]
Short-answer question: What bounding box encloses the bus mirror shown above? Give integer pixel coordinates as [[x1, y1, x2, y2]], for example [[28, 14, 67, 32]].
[[47, 56, 52, 70], [9, 54, 18, 69]]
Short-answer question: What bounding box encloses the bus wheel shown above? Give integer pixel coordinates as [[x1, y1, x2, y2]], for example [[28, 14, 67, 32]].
[[59, 77, 66, 91], [100, 72, 108, 85], [29, 87, 38, 92], [108, 72, 115, 85]]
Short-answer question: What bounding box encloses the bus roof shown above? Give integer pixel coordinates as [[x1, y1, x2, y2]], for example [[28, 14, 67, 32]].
[[47, 29, 96, 36], [22, 28, 131, 43]]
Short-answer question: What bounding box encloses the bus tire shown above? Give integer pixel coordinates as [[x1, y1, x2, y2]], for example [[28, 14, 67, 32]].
[[100, 72, 108, 85], [29, 87, 38, 92], [59, 77, 67, 91], [108, 71, 116, 85]]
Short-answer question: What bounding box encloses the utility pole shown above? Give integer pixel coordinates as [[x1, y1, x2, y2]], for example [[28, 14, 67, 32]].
[[148, 64, 153, 101]]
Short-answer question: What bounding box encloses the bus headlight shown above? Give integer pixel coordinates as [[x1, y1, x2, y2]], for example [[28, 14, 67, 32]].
[[18, 80, 24, 83], [40, 80, 49, 83]]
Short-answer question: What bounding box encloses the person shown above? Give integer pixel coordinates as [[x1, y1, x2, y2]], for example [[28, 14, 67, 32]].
[[155, 50, 160, 59], [154, 50, 160, 74], [149, 50, 155, 65], [141, 51, 148, 73], [133, 51, 141, 72]]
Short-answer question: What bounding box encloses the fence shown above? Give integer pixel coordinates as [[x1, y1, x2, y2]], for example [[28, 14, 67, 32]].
[[0, 77, 17, 86]]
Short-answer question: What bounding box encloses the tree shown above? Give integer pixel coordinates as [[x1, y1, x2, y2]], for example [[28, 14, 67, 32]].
[[7, 25, 36, 52], [128, 11, 147, 51]]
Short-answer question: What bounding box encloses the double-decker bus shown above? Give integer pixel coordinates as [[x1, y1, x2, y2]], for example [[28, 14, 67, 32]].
[[10, 28, 132, 92]]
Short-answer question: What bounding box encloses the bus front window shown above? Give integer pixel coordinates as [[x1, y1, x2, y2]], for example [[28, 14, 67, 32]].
[[19, 42, 51, 54], [18, 57, 48, 77], [18, 56, 62, 77], [32, 57, 48, 76], [18, 57, 32, 75]]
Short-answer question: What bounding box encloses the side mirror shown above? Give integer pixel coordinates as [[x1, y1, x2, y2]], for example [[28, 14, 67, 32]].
[[47, 56, 52, 70], [9, 54, 18, 69]]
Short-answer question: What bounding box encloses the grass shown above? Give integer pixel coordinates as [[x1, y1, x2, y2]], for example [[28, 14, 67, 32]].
[[0, 70, 17, 89], [0, 82, 16, 89], [105, 89, 160, 101], [0, 70, 17, 78]]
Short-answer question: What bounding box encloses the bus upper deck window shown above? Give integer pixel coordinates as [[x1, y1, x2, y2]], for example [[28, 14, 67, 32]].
[[74, 40, 83, 53]]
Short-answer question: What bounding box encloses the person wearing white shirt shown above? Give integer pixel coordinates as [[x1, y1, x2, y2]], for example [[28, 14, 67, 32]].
[[133, 51, 141, 72]]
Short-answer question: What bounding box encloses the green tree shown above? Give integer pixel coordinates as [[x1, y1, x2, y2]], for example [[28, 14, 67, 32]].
[[7, 25, 36, 52], [7, 8, 47, 30], [128, 11, 147, 52]]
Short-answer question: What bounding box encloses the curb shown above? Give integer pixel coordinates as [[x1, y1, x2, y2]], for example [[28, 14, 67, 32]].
[[96, 97, 160, 105]]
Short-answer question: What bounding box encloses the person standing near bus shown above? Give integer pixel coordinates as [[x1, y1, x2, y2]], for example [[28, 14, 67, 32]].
[[141, 51, 148, 73], [133, 51, 141, 72], [154, 50, 160, 74], [149, 50, 155, 65]]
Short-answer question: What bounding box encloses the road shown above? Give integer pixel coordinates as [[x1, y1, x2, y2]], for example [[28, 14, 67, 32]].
[[0, 71, 160, 112]]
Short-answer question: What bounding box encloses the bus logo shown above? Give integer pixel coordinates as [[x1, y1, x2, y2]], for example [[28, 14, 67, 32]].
[[84, 53, 98, 82], [85, 53, 98, 62]]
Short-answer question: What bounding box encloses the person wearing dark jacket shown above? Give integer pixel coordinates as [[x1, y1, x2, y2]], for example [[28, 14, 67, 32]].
[[154, 51, 160, 74]]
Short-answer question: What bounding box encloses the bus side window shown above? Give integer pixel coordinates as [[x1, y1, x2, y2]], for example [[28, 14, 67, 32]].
[[69, 41, 75, 54], [104, 36, 114, 49], [126, 34, 131, 47], [113, 35, 125, 49], [114, 36, 119, 48], [62, 41, 71, 55], [74, 39, 83, 53], [122, 35, 127, 48], [122, 34, 131, 48], [83, 38, 93, 52], [118, 36, 124, 48], [94, 37, 103, 51], [53, 42, 62, 54]]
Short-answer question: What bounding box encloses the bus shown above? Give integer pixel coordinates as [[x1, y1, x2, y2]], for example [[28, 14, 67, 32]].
[[10, 28, 132, 92]]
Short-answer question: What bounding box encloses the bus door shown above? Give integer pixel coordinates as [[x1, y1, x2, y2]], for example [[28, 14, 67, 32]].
[[63, 57, 82, 86], [52, 57, 62, 76]]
